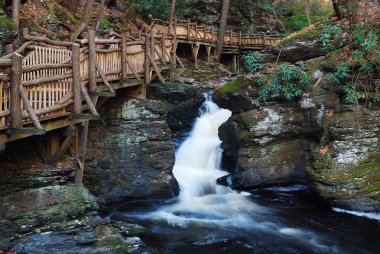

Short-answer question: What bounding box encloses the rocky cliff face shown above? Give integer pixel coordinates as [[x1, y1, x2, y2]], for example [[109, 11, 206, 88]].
[[85, 97, 177, 207], [213, 27, 380, 212], [177, 0, 282, 34]]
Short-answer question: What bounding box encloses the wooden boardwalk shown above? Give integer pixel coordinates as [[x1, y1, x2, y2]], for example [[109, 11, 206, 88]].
[[0, 18, 279, 184]]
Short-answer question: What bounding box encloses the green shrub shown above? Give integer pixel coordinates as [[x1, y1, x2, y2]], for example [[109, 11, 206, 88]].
[[124, 0, 170, 20], [241, 52, 264, 74], [322, 23, 380, 104]]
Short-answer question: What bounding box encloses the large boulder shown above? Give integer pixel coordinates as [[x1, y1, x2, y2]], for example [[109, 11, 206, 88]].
[[0, 184, 97, 244], [307, 106, 380, 212], [148, 83, 204, 135], [85, 97, 177, 206]]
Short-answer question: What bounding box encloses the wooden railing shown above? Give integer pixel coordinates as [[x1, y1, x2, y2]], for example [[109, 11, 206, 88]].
[[0, 27, 175, 133], [152, 18, 280, 50], [0, 18, 278, 135]]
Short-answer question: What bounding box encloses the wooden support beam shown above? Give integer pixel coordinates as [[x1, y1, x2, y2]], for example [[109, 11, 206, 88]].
[[19, 85, 44, 130], [34, 139, 48, 162], [89, 92, 116, 97], [162, 33, 166, 63], [72, 43, 82, 115], [50, 135, 74, 164], [206, 46, 212, 63], [261, 32, 266, 49], [80, 84, 100, 116], [61, 125, 77, 137], [10, 53, 22, 129], [88, 29, 97, 93], [75, 121, 89, 187], [147, 53, 166, 84], [125, 57, 141, 80], [191, 44, 200, 68], [95, 62, 115, 93], [47, 135, 60, 163], [7, 128, 45, 135]]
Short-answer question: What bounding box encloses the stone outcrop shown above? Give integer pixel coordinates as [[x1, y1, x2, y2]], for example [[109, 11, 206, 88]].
[[85, 97, 177, 206], [148, 83, 205, 135], [307, 106, 380, 212], [214, 37, 380, 211]]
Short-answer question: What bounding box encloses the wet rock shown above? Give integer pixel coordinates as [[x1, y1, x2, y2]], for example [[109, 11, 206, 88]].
[[239, 139, 313, 187], [85, 98, 177, 206], [307, 106, 380, 212], [262, 25, 325, 63], [0, 16, 17, 55], [213, 76, 260, 113], [148, 83, 204, 134], [0, 184, 97, 244]]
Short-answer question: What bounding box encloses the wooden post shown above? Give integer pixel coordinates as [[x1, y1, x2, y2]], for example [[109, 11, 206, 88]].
[[88, 29, 97, 92], [75, 121, 89, 187], [72, 43, 82, 115], [206, 46, 212, 63], [195, 22, 198, 40], [121, 33, 128, 80], [10, 53, 22, 129], [144, 35, 151, 85], [262, 32, 266, 49], [138, 30, 142, 41], [211, 27, 215, 42], [150, 30, 155, 60], [233, 55, 237, 73], [12, 0, 20, 30], [172, 17, 177, 66], [238, 31, 242, 47], [162, 33, 166, 63], [187, 19, 191, 39], [191, 44, 200, 69], [47, 135, 60, 164]]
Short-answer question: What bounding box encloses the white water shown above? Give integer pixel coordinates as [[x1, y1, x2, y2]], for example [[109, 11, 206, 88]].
[[133, 95, 341, 253]]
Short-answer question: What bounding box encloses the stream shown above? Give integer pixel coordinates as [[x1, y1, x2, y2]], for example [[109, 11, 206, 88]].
[[113, 95, 380, 254]]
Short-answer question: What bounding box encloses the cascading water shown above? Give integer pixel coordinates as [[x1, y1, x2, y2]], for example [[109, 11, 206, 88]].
[[123, 95, 380, 254]]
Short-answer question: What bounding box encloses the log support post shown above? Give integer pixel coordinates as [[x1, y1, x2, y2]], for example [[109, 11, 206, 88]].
[[47, 135, 60, 163], [233, 54, 238, 73], [206, 46, 212, 63], [191, 43, 200, 68], [121, 33, 128, 81], [72, 43, 82, 114], [187, 19, 191, 39], [261, 32, 266, 49], [88, 29, 97, 92], [75, 121, 89, 187], [10, 53, 22, 129]]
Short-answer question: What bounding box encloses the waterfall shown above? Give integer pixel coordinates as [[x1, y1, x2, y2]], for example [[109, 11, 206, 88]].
[[173, 94, 232, 200], [124, 95, 354, 253]]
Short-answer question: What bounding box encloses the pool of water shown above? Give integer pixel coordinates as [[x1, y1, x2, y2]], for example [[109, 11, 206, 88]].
[[112, 185, 380, 254]]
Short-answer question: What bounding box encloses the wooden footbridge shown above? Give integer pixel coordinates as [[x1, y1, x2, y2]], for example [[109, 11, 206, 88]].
[[0, 17, 279, 185]]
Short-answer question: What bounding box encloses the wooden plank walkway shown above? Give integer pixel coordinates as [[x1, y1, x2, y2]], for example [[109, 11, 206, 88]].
[[0, 17, 279, 175]]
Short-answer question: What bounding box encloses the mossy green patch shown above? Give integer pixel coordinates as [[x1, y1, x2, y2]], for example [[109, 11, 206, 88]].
[[346, 153, 380, 192], [215, 77, 248, 94], [0, 16, 17, 29]]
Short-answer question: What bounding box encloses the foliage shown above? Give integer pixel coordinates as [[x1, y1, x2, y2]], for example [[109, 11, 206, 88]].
[[98, 17, 110, 30], [322, 23, 380, 104], [124, 0, 170, 20], [252, 64, 308, 101], [241, 52, 264, 74], [276, 0, 333, 34]]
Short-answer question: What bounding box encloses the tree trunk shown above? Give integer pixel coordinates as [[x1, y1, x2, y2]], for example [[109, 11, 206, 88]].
[[347, 0, 361, 24], [304, 0, 311, 25], [169, 0, 176, 27], [332, 0, 343, 20], [216, 0, 229, 62], [96, 0, 106, 31], [75, 0, 95, 39], [62, 0, 80, 13]]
